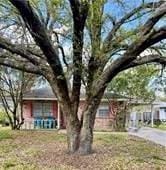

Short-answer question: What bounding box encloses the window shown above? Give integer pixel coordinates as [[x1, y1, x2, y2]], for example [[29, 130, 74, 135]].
[[33, 102, 52, 118], [143, 112, 151, 121], [98, 108, 109, 118]]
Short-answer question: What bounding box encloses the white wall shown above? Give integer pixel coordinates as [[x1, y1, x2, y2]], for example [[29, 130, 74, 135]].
[[159, 108, 166, 120]]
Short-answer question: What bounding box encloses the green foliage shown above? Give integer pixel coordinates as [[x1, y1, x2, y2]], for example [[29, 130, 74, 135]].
[[0, 129, 12, 141], [0, 110, 8, 124], [109, 65, 158, 101], [153, 122, 166, 131], [154, 119, 162, 127]]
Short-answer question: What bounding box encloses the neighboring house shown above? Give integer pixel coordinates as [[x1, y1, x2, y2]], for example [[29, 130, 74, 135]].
[[152, 101, 166, 121], [22, 87, 127, 130], [128, 101, 166, 128]]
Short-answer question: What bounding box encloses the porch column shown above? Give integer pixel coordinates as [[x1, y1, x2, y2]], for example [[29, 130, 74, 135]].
[[57, 103, 60, 129], [151, 104, 154, 127]]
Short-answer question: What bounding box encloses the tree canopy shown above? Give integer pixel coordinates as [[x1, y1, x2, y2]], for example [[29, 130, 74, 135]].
[[109, 65, 159, 101]]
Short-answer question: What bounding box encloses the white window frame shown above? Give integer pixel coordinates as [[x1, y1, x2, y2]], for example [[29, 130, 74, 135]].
[[97, 106, 109, 118], [33, 102, 53, 118]]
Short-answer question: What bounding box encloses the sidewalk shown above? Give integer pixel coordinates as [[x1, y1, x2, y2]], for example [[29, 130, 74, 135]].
[[129, 127, 166, 147]]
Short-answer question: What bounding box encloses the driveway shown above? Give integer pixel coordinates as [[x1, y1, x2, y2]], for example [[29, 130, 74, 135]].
[[129, 127, 166, 147]]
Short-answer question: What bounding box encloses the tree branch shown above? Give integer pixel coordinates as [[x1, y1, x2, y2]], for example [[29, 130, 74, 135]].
[[124, 54, 166, 69], [91, 1, 165, 96], [69, 0, 89, 113], [9, 0, 71, 106], [140, 2, 166, 35], [0, 36, 43, 65], [86, 0, 104, 96], [104, 1, 165, 47], [58, 45, 69, 68], [0, 56, 42, 75], [93, 27, 166, 100]]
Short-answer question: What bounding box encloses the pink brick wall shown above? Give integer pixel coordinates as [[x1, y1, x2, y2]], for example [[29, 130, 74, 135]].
[[94, 118, 111, 129], [94, 101, 119, 130], [77, 100, 120, 130], [52, 101, 58, 118], [23, 101, 33, 121]]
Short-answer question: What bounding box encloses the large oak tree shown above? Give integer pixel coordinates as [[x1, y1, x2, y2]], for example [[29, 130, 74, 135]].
[[0, 0, 165, 154]]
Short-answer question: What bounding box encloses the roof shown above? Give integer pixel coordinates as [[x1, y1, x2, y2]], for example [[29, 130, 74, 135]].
[[23, 86, 127, 101], [23, 87, 56, 99]]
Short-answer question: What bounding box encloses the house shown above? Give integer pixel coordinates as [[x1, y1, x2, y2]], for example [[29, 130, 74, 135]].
[[22, 87, 127, 130], [128, 100, 166, 128]]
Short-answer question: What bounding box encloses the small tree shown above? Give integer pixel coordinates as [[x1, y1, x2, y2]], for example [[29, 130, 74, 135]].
[[108, 65, 158, 131], [0, 67, 35, 130]]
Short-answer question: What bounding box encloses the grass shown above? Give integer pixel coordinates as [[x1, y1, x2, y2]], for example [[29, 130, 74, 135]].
[[153, 123, 166, 131], [0, 127, 165, 170], [0, 128, 12, 141]]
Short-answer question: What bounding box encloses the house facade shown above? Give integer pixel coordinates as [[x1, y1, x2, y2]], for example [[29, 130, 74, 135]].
[[22, 87, 127, 130], [128, 101, 166, 128]]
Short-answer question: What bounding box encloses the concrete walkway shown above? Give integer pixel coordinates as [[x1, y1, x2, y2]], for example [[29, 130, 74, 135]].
[[129, 127, 166, 147]]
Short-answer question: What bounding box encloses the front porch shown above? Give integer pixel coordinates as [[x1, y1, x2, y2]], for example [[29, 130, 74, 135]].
[[22, 99, 63, 130]]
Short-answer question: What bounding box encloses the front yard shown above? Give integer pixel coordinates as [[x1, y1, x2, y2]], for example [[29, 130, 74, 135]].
[[0, 128, 165, 170]]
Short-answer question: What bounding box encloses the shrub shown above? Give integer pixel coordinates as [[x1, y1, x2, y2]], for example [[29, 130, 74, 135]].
[[154, 119, 162, 127], [0, 110, 9, 126]]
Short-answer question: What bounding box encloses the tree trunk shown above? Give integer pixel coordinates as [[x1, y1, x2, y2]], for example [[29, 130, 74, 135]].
[[79, 98, 101, 154], [13, 111, 17, 130], [65, 98, 101, 154], [66, 121, 81, 153], [79, 113, 94, 154], [17, 101, 25, 130], [64, 105, 81, 153]]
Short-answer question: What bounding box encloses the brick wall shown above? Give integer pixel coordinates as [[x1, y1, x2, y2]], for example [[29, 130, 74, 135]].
[[77, 100, 121, 130], [23, 101, 33, 121]]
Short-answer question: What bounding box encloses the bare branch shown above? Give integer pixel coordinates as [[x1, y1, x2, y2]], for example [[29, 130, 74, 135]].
[[0, 36, 42, 65], [124, 54, 166, 69], [140, 2, 166, 35], [0, 55, 42, 75], [104, 1, 165, 47], [58, 45, 69, 68]]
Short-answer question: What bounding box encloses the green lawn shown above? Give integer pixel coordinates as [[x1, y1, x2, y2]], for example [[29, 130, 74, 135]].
[[153, 123, 166, 131], [0, 127, 165, 170]]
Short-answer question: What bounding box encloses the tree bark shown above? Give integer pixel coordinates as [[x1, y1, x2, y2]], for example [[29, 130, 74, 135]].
[[79, 110, 94, 154], [66, 122, 80, 153], [79, 97, 102, 154], [13, 110, 17, 130], [61, 94, 103, 154], [62, 105, 80, 153]]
